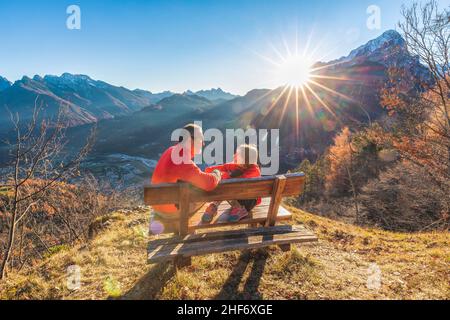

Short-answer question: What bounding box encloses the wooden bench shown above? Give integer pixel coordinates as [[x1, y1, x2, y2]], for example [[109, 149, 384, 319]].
[[144, 172, 317, 266]]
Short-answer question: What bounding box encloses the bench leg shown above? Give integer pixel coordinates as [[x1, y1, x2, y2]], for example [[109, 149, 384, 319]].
[[279, 244, 291, 252], [174, 256, 192, 268]]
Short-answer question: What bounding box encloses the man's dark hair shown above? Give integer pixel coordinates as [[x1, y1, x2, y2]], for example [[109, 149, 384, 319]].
[[179, 123, 201, 143]]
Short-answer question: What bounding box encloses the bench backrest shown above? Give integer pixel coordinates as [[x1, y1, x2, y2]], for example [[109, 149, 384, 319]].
[[144, 172, 305, 235], [144, 173, 305, 205]]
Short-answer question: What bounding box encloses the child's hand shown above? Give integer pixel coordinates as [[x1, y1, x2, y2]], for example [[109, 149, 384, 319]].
[[229, 169, 243, 178]]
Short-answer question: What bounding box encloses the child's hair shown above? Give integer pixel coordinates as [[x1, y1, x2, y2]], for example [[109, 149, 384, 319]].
[[236, 144, 258, 166]]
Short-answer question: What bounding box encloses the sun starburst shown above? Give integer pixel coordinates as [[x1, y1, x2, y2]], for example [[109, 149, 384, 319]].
[[276, 55, 313, 89], [253, 31, 358, 139]]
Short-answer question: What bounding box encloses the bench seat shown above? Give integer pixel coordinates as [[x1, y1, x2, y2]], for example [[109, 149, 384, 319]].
[[148, 224, 317, 264], [189, 198, 292, 232]]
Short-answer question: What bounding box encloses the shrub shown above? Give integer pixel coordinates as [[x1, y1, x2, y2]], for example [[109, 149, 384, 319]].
[[360, 161, 449, 231]]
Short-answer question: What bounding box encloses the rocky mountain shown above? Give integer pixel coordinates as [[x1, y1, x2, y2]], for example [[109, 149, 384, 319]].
[[331, 30, 432, 84], [0, 76, 11, 92], [0, 73, 170, 131], [242, 30, 431, 166], [68, 93, 215, 155], [147, 93, 214, 112], [185, 88, 238, 102], [132, 89, 174, 103], [347, 30, 406, 60]]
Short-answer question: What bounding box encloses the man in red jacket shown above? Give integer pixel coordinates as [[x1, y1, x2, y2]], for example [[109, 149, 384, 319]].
[[150, 123, 221, 233]]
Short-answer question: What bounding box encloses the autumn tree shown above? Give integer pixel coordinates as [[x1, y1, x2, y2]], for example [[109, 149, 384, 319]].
[[325, 127, 363, 222], [294, 156, 327, 204], [381, 0, 449, 205], [324, 123, 396, 223], [0, 103, 95, 279]]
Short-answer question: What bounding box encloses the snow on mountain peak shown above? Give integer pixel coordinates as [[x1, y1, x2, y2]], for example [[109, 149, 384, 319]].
[[185, 88, 237, 101], [43, 73, 97, 88], [347, 30, 405, 60]]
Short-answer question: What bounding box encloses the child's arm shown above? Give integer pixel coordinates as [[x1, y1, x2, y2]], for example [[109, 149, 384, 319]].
[[239, 165, 261, 179], [205, 163, 237, 173], [205, 164, 225, 173]]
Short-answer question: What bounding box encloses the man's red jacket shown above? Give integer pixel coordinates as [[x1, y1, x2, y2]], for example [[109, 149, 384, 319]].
[[151, 145, 220, 214]]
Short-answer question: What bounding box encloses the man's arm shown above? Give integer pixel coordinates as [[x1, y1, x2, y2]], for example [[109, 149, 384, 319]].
[[180, 162, 221, 191]]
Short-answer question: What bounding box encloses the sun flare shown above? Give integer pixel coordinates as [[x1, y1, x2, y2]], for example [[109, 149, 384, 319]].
[[277, 55, 313, 88], [253, 32, 355, 138]]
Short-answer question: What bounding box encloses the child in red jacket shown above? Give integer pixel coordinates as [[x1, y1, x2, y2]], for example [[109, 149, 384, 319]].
[[202, 144, 261, 222]]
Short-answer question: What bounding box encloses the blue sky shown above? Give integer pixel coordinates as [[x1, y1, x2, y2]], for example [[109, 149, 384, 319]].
[[1, 0, 448, 94]]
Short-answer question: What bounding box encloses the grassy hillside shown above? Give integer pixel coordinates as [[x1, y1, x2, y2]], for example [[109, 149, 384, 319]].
[[0, 205, 448, 300]]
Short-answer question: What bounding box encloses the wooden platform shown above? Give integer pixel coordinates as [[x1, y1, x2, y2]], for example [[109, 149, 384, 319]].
[[148, 224, 317, 264], [188, 198, 291, 232]]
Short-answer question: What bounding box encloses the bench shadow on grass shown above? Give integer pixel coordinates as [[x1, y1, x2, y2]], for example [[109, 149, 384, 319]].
[[215, 249, 269, 300], [121, 262, 175, 300], [120, 246, 269, 300]]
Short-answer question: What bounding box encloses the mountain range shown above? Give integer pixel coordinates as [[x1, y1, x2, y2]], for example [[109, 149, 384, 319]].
[[184, 88, 238, 102], [0, 73, 237, 131], [0, 30, 433, 182], [0, 76, 11, 92]]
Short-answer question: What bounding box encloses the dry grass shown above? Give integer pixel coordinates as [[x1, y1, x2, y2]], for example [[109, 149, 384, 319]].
[[0, 205, 448, 300]]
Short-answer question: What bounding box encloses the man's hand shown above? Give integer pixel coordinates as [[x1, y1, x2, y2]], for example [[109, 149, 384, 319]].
[[211, 169, 222, 182]]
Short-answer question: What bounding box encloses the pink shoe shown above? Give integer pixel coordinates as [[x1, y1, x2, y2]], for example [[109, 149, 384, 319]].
[[228, 206, 249, 222], [201, 203, 219, 223]]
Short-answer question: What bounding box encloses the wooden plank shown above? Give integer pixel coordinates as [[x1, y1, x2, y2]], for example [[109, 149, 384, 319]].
[[147, 227, 317, 263], [202, 198, 269, 214], [266, 176, 287, 227], [151, 199, 292, 234], [148, 224, 310, 248], [148, 228, 316, 262], [178, 183, 190, 236], [149, 234, 317, 263], [144, 173, 305, 205], [189, 198, 273, 227], [188, 200, 291, 232]]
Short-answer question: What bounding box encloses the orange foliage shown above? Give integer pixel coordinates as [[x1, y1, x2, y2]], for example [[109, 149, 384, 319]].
[[380, 71, 450, 191], [380, 67, 421, 115], [325, 127, 353, 195]]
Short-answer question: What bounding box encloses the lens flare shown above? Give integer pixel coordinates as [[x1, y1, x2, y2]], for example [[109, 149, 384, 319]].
[[250, 30, 358, 136], [276, 55, 313, 88], [150, 220, 164, 235]]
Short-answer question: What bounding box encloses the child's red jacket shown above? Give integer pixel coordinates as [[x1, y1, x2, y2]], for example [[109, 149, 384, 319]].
[[205, 163, 262, 205]]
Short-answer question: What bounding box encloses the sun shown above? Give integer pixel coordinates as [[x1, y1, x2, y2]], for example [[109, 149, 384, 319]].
[[252, 32, 354, 136], [277, 55, 313, 88]]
